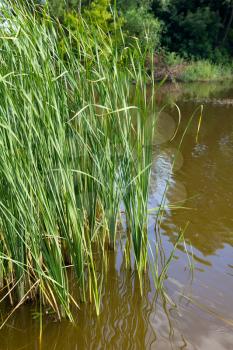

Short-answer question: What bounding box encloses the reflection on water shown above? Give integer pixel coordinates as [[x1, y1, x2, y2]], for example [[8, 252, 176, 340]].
[[153, 112, 176, 145], [1, 82, 233, 349]]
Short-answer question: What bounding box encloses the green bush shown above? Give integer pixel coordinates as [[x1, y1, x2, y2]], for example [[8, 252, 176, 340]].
[[84, 0, 113, 31], [59, 0, 124, 61], [123, 6, 162, 49], [47, 0, 82, 18], [165, 51, 184, 66], [180, 61, 232, 82], [152, 0, 233, 60]]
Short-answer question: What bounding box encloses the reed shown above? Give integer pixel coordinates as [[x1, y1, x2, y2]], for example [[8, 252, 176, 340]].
[[0, 2, 167, 323]]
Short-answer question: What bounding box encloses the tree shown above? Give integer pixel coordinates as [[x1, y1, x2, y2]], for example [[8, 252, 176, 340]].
[[151, 0, 233, 60]]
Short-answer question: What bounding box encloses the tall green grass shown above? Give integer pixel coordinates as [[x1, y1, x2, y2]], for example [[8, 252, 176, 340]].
[[180, 60, 232, 82], [0, 3, 161, 323]]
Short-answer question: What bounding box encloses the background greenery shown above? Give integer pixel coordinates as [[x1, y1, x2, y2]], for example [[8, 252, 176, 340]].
[[44, 0, 233, 63]]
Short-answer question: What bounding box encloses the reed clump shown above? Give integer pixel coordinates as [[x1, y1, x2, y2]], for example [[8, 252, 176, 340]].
[[0, 3, 158, 322]]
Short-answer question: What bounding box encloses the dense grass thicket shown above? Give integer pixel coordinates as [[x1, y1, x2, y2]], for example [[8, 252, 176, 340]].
[[164, 53, 233, 82], [0, 4, 165, 323], [179, 61, 233, 82]]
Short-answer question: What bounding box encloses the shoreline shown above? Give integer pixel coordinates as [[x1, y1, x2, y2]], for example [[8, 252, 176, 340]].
[[152, 57, 233, 83]]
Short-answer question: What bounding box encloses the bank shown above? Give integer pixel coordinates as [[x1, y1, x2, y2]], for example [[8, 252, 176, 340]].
[[153, 54, 233, 82]]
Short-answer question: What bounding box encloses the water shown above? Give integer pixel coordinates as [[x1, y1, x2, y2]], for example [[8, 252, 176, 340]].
[[1, 81, 233, 349]]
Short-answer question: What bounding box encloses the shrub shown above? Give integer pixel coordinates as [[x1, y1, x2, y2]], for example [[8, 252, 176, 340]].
[[180, 61, 232, 82], [123, 6, 162, 49]]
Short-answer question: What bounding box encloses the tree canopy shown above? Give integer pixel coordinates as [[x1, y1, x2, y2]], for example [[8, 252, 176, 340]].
[[40, 0, 233, 61]]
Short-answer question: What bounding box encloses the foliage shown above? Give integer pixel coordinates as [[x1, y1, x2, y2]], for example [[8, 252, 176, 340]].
[[60, 7, 124, 64], [123, 6, 162, 49], [151, 0, 233, 60], [179, 60, 232, 82], [83, 0, 112, 31], [0, 3, 166, 324], [29, 0, 233, 61], [164, 51, 184, 66], [47, 0, 83, 18], [177, 7, 221, 58], [46, 0, 162, 50]]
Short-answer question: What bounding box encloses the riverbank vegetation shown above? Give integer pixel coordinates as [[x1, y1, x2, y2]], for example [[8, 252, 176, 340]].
[[0, 0, 223, 326], [0, 2, 168, 325], [44, 0, 233, 81], [160, 54, 233, 82], [179, 61, 232, 83]]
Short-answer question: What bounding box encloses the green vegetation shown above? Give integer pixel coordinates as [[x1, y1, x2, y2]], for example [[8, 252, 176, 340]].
[[0, 2, 166, 324], [0, 0, 229, 328], [179, 61, 232, 82], [44, 0, 233, 81], [161, 53, 232, 82], [46, 0, 233, 61], [152, 0, 233, 61]]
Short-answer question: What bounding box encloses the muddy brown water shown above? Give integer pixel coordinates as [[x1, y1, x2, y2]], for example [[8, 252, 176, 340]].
[[1, 81, 233, 349]]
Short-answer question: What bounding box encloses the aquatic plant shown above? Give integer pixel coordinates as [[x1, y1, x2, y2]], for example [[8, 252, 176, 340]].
[[0, 2, 162, 324]]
